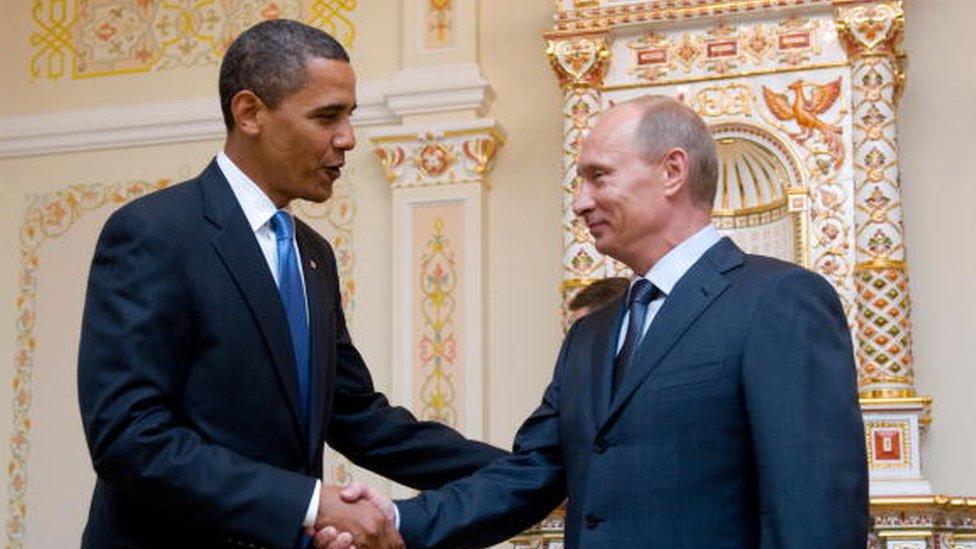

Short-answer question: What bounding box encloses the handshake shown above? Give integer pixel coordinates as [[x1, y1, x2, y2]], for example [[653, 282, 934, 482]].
[[307, 482, 404, 549]]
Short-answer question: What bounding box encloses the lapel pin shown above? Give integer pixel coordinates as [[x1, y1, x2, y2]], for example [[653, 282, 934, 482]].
[[309, 259, 317, 270]]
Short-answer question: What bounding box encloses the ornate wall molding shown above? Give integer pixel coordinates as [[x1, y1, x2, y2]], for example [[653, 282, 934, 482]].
[[372, 120, 503, 448], [0, 99, 226, 159], [0, 70, 490, 159], [550, 0, 836, 33], [370, 119, 505, 189], [838, 1, 914, 400], [545, 33, 610, 89], [29, 0, 358, 80], [385, 63, 493, 116]]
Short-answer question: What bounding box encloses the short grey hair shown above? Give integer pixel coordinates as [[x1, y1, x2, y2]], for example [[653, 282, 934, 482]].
[[219, 19, 350, 131], [627, 95, 718, 210]]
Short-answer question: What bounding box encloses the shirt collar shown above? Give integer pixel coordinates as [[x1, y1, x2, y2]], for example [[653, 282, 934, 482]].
[[636, 224, 722, 297], [216, 151, 280, 233]]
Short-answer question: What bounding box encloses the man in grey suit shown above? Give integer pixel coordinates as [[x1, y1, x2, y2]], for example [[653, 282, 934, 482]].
[[318, 95, 869, 548]]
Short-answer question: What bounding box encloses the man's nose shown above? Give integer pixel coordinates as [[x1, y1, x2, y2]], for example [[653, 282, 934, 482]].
[[334, 118, 356, 150], [572, 178, 593, 216]]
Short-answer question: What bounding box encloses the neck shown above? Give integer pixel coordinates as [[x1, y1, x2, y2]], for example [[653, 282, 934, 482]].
[[223, 136, 289, 208], [626, 211, 711, 275]]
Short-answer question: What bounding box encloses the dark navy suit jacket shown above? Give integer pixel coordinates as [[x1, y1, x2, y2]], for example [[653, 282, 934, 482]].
[[77, 161, 505, 548], [398, 237, 868, 548]]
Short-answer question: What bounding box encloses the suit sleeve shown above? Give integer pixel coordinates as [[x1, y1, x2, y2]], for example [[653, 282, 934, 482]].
[[322, 244, 507, 489], [390, 323, 580, 549], [78, 206, 315, 548], [741, 269, 869, 548]]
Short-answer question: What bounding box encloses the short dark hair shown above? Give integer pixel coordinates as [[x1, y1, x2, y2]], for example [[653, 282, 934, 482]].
[[568, 277, 630, 312], [219, 19, 350, 131]]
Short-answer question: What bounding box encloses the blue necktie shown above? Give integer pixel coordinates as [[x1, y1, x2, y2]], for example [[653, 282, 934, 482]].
[[270, 210, 311, 428], [612, 279, 660, 396]]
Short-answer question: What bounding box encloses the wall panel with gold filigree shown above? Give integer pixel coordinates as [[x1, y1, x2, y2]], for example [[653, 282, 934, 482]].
[[29, 0, 358, 80], [371, 120, 503, 444]]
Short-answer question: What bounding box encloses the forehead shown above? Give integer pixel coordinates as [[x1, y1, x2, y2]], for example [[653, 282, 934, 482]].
[[286, 57, 356, 105], [580, 107, 642, 162]]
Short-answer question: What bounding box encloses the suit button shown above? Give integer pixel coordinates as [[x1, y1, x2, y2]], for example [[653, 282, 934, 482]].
[[593, 437, 607, 454], [585, 513, 602, 529]]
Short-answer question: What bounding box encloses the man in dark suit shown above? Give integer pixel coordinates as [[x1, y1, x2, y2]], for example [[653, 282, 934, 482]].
[[76, 19, 505, 548], [322, 95, 868, 548]]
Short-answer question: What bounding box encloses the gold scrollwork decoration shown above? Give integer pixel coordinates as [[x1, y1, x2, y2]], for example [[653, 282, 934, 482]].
[[836, 1, 905, 59], [374, 146, 405, 183], [545, 34, 610, 89], [461, 137, 500, 175], [693, 84, 753, 118]]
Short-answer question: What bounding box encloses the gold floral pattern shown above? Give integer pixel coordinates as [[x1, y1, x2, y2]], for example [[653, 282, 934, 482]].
[[418, 218, 459, 426], [30, 0, 358, 80]]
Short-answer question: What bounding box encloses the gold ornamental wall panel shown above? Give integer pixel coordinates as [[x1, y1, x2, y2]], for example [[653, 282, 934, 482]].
[[29, 0, 358, 80]]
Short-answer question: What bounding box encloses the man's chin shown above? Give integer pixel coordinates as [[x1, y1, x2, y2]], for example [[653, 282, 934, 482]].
[[302, 181, 334, 203]]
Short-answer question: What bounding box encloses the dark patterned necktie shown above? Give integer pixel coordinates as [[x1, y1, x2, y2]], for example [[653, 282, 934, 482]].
[[612, 278, 660, 397]]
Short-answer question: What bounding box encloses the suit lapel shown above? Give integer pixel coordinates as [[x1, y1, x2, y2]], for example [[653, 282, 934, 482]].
[[201, 161, 307, 445], [588, 297, 626, 427], [598, 238, 742, 434], [296, 225, 332, 461]]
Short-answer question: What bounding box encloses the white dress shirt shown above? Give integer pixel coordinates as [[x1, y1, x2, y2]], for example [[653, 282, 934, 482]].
[[616, 224, 723, 353], [215, 152, 321, 529]]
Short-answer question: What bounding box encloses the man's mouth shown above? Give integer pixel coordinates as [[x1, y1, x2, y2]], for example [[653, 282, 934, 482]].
[[323, 165, 342, 180]]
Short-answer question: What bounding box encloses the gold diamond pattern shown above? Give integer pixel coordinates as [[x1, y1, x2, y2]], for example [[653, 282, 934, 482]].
[[856, 268, 913, 392]]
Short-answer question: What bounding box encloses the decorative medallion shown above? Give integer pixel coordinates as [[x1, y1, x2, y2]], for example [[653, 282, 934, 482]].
[[414, 139, 457, 179]]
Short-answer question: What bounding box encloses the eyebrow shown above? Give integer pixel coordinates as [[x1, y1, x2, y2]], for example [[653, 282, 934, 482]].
[[309, 102, 358, 116]]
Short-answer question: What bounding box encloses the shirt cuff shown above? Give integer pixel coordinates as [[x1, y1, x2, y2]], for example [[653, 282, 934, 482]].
[[303, 480, 321, 529], [393, 502, 401, 530]]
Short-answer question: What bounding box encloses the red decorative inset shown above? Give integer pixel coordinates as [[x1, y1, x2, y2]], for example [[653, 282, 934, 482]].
[[637, 48, 667, 65], [779, 32, 811, 49], [706, 40, 737, 58], [873, 428, 902, 461]]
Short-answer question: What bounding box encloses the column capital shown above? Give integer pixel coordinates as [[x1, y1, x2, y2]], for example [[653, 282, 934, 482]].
[[836, 1, 905, 59], [544, 33, 611, 90], [369, 119, 505, 189]]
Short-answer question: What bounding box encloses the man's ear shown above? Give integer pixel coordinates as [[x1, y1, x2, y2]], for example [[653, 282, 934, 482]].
[[230, 90, 266, 137], [661, 147, 691, 198]]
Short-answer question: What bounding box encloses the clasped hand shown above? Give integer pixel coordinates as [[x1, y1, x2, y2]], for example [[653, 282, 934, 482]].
[[306, 482, 403, 549]]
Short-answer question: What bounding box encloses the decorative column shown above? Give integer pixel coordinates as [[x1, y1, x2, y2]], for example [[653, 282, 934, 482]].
[[838, 0, 913, 399], [837, 0, 931, 499], [371, 121, 503, 442], [543, 32, 616, 323]]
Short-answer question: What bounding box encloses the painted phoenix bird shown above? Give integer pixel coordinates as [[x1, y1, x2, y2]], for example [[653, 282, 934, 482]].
[[763, 77, 844, 168]]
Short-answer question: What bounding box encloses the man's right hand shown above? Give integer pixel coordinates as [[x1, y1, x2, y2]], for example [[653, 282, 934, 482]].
[[310, 485, 403, 549]]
